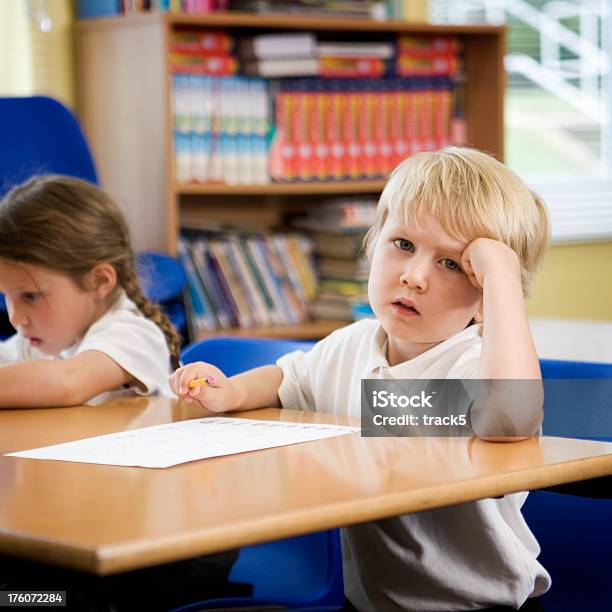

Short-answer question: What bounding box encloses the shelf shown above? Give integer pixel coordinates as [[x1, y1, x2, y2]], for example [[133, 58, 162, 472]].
[[76, 11, 504, 257], [175, 180, 387, 196], [195, 319, 348, 340], [79, 11, 504, 36]]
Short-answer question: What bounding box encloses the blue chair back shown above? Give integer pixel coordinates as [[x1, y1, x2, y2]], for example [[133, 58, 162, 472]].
[[176, 337, 344, 612], [137, 252, 187, 333], [539, 358, 612, 441], [521, 358, 612, 612], [137, 253, 187, 305], [180, 336, 315, 376], [0, 96, 98, 196]]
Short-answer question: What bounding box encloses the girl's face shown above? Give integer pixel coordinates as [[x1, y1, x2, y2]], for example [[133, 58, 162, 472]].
[[0, 261, 107, 355], [368, 212, 483, 366]]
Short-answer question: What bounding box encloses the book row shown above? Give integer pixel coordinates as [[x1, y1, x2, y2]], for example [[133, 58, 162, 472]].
[[178, 231, 318, 333], [172, 75, 462, 184], [169, 30, 462, 79], [269, 78, 457, 181]]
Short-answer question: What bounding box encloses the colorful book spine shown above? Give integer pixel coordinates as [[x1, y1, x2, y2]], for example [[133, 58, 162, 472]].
[[172, 75, 272, 184], [179, 229, 316, 332]]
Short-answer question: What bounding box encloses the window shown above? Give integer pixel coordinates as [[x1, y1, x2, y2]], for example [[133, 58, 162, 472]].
[[431, 0, 612, 242]]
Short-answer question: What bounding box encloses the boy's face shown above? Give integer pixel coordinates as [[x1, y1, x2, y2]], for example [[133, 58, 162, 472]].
[[0, 261, 103, 355], [368, 212, 482, 365]]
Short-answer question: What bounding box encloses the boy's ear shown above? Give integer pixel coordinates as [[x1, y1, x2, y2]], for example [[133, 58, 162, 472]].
[[88, 263, 117, 299]]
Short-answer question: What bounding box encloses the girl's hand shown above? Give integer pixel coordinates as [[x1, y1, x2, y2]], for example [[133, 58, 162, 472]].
[[460, 238, 521, 291], [170, 362, 244, 412]]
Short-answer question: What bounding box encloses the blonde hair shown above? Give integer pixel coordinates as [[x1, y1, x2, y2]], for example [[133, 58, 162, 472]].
[[0, 175, 180, 368], [364, 147, 550, 295]]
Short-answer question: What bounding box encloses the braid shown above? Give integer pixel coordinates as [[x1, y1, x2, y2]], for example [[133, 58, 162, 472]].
[[122, 267, 181, 371]]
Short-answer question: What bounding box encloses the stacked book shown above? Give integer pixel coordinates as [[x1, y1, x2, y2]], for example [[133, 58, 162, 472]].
[[396, 35, 461, 77], [170, 30, 238, 76], [178, 230, 317, 334], [239, 33, 395, 79], [239, 33, 319, 78], [317, 40, 394, 78], [293, 198, 376, 320]]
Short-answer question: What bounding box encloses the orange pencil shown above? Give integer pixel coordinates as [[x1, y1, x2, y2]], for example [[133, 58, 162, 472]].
[[188, 375, 217, 389]]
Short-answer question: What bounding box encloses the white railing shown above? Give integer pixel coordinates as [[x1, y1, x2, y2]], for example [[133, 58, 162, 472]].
[[436, 0, 608, 121]]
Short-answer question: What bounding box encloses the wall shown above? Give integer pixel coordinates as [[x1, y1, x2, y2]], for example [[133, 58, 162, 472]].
[[527, 242, 612, 321], [0, 0, 75, 109]]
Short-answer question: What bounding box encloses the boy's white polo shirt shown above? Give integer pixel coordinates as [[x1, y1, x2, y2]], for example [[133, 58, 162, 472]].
[[277, 319, 551, 612], [277, 319, 482, 418]]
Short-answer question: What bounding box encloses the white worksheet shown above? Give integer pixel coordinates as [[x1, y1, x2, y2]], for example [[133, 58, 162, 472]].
[[6, 417, 360, 468]]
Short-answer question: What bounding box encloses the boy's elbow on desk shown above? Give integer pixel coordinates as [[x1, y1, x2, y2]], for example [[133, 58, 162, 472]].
[[469, 380, 544, 442]]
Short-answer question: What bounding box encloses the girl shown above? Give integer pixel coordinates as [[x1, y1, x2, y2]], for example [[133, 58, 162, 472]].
[[0, 175, 179, 407], [0, 175, 240, 610]]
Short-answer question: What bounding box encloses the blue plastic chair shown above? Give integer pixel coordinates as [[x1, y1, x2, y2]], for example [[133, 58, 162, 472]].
[[137, 252, 187, 332], [176, 337, 344, 612], [521, 359, 612, 612], [0, 96, 98, 195], [0, 96, 186, 337]]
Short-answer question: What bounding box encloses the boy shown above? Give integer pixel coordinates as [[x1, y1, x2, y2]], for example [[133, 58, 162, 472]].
[[172, 147, 551, 611]]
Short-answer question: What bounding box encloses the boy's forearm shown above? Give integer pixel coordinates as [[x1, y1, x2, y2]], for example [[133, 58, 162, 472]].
[[474, 276, 543, 440], [230, 365, 283, 411], [478, 275, 540, 380]]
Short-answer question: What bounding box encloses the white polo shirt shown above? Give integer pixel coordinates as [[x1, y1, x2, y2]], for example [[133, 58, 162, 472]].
[[0, 293, 173, 404], [277, 319, 550, 611]]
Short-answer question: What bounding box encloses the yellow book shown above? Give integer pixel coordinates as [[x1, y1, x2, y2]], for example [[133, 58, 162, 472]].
[[404, 0, 428, 22]]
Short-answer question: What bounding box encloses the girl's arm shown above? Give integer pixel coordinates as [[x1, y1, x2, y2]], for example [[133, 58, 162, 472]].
[[171, 363, 283, 412], [0, 351, 133, 408]]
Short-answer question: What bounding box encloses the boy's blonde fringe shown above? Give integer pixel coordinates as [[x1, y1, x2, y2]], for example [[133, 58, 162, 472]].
[[363, 147, 551, 296]]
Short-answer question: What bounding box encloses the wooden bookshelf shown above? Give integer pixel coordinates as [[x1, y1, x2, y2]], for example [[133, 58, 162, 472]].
[[195, 318, 346, 341], [174, 179, 388, 196], [76, 12, 505, 339]]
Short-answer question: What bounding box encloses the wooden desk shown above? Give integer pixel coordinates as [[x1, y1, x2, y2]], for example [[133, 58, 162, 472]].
[[1, 396, 611, 575]]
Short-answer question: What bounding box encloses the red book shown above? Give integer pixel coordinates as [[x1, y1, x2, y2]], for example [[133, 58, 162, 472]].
[[359, 91, 377, 179], [433, 87, 452, 149], [374, 91, 393, 177], [397, 36, 460, 55], [344, 91, 361, 179], [403, 89, 419, 155], [329, 91, 346, 179], [310, 92, 329, 180], [294, 91, 313, 181], [171, 31, 233, 54], [271, 92, 297, 182], [170, 53, 238, 76], [389, 89, 407, 169], [396, 54, 458, 77], [319, 57, 386, 78]]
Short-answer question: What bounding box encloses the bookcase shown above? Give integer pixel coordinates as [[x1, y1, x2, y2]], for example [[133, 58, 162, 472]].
[[75, 12, 505, 339]]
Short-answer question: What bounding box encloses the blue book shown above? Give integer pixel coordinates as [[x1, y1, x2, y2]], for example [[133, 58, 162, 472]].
[[76, 0, 120, 18]]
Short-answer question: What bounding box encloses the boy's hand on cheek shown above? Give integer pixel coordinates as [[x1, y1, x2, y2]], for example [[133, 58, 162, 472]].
[[460, 238, 521, 291]]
